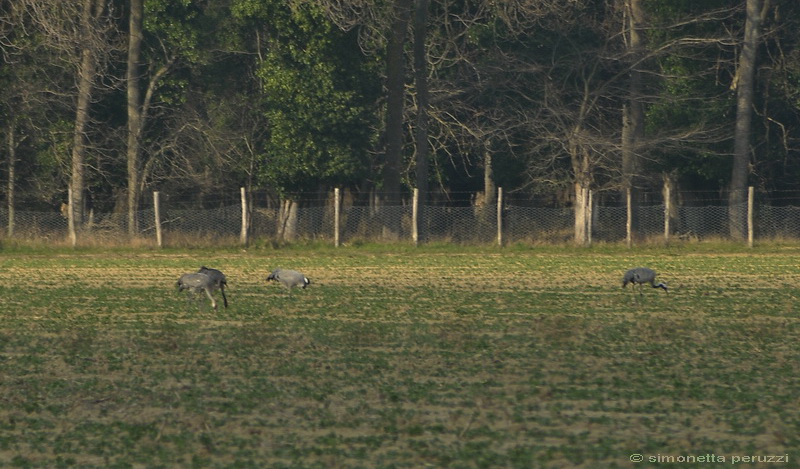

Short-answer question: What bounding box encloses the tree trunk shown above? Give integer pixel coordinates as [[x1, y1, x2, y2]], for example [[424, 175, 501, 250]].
[[621, 0, 646, 239], [484, 144, 496, 204], [382, 0, 412, 240], [572, 144, 592, 246], [476, 141, 496, 227], [729, 0, 763, 239], [126, 0, 144, 237], [413, 0, 429, 242], [279, 199, 298, 241], [574, 181, 591, 246], [70, 0, 104, 234], [662, 171, 680, 235]]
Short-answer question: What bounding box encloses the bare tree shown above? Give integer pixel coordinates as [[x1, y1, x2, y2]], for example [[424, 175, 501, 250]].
[[621, 0, 646, 238], [70, 0, 109, 236], [126, 0, 143, 236], [124, 0, 181, 236], [21, 0, 120, 238], [413, 0, 429, 241], [729, 0, 768, 239], [381, 0, 413, 240], [1, 0, 72, 228], [1, 1, 22, 237]]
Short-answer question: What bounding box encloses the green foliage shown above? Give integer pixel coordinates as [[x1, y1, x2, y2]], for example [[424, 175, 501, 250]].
[[144, 0, 202, 62], [141, 0, 207, 109], [232, 0, 380, 194]]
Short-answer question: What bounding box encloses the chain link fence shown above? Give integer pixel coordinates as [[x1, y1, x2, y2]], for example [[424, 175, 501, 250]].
[[3, 189, 800, 245]]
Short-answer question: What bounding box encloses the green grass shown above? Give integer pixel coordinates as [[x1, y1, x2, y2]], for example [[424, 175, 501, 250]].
[[1, 244, 799, 468]]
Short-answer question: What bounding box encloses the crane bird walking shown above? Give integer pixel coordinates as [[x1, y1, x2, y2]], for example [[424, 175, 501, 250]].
[[622, 267, 668, 296], [266, 268, 310, 291], [198, 266, 228, 308], [176, 272, 219, 310]]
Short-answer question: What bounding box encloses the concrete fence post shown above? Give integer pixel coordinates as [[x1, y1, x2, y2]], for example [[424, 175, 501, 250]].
[[153, 191, 162, 248], [626, 187, 632, 248], [747, 186, 754, 247], [240, 187, 248, 246], [587, 190, 594, 246], [334, 187, 341, 247], [663, 184, 671, 244], [497, 187, 503, 246], [412, 188, 419, 247]]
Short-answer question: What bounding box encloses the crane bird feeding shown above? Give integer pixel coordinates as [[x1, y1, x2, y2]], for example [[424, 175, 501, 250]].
[[176, 272, 219, 310], [266, 268, 310, 291], [197, 266, 228, 308], [622, 267, 668, 296]]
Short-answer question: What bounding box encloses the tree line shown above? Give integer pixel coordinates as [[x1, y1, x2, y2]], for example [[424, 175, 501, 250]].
[[1, 0, 798, 243]]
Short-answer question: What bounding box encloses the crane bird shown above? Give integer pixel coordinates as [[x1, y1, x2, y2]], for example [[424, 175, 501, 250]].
[[176, 272, 219, 310], [266, 268, 310, 291], [197, 266, 228, 308], [622, 267, 668, 296]]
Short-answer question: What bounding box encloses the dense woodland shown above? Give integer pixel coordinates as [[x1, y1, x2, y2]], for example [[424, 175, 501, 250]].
[[1, 0, 799, 241]]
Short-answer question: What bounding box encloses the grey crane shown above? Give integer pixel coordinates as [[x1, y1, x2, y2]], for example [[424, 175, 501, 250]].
[[176, 272, 218, 310], [266, 268, 310, 291], [622, 267, 668, 295], [198, 266, 228, 308]]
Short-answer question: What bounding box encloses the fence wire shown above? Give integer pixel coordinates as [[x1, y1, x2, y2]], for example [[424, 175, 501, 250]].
[[3, 197, 800, 245]]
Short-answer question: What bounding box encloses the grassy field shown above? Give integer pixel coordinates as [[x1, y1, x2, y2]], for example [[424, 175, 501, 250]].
[[0, 242, 799, 468]]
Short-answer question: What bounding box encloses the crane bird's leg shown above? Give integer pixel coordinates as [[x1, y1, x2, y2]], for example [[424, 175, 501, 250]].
[[203, 287, 218, 311], [220, 285, 228, 308]]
